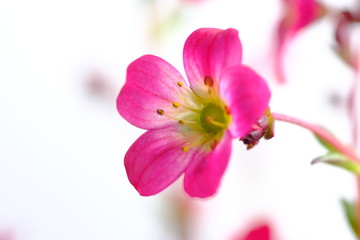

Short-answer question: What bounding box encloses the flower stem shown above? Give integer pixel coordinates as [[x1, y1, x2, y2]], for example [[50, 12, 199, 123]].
[[352, 64, 360, 238], [272, 113, 360, 163]]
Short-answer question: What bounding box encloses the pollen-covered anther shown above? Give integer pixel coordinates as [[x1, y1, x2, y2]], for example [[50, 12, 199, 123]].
[[210, 139, 218, 150], [178, 120, 184, 124], [172, 102, 180, 108], [204, 76, 214, 87], [224, 106, 231, 115], [156, 109, 165, 115], [181, 146, 189, 152], [177, 81, 183, 87]]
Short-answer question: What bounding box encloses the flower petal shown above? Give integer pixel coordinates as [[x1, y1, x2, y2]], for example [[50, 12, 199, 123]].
[[125, 126, 197, 196], [117, 55, 187, 130], [293, 0, 321, 32], [274, 18, 289, 84], [241, 224, 271, 240], [183, 131, 232, 198], [183, 28, 242, 97], [219, 66, 271, 138], [275, 0, 324, 83]]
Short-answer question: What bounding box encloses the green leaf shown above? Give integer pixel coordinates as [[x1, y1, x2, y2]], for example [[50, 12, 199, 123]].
[[341, 199, 360, 239], [311, 153, 360, 175], [313, 127, 339, 153]]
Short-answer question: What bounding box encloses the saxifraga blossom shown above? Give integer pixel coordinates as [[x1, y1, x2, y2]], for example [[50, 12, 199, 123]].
[[117, 28, 271, 198]]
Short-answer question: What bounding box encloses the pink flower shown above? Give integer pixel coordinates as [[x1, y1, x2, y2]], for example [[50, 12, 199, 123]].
[[0, 230, 13, 240], [182, 0, 206, 3], [233, 223, 272, 240], [117, 28, 270, 198], [275, 0, 325, 83], [334, 10, 360, 70]]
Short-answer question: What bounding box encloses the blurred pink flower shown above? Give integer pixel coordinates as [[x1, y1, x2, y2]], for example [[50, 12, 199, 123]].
[[0, 230, 13, 240], [117, 28, 271, 198], [182, 0, 205, 3], [334, 9, 360, 70], [233, 222, 272, 240], [275, 0, 325, 83]]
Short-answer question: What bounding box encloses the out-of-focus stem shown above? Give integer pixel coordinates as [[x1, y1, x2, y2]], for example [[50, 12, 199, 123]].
[[353, 59, 360, 238], [356, 177, 360, 239], [272, 113, 360, 163], [349, 72, 359, 150]]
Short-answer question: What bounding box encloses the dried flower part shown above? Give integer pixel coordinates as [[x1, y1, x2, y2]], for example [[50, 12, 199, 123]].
[[240, 109, 274, 150], [334, 9, 360, 69]]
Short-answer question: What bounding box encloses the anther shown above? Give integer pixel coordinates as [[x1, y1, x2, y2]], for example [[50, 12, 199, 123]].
[[210, 139, 219, 150], [177, 81, 183, 87], [204, 76, 214, 87], [181, 147, 189, 152], [156, 109, 165, 115], [178, 120, 184, 124], [224, 106, 231, 115], [172, 102, 180, 108]]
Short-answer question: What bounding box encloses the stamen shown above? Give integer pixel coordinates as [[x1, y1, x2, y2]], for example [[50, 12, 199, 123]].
[[159, 112, 180, 121], [176, 82, 204, 104], [180, 134, 213, 152], [171, 101, 199, 113], [178, 119, 199, 128], [204, 76, 214, 87], [205, 77, 217, 100], [157, 109, 165, 115], [156, 109, 198, 128], [181, 147, 189, 152], [171, 103, 201, 113], [186, 106, 201, 113], [206, 116, 227, 128], [224, 106, 231, 115], [210, 139, 219, 149]]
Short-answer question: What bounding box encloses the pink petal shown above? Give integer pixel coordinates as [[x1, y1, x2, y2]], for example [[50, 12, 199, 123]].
[[183, 131, 232, 198], [274, 19, 289, 85], [293, 0, 320, 32], [279, 0, 320, 39], [117, 55, 187, 130], [275, 0, 323, 84], [219, 66, 271, 138], [183, 28, 242, 97], [241, 224, 271, 240], [125, 126, 197, 196]]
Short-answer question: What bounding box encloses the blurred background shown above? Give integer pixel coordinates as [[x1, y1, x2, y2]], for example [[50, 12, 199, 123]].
[[0, 0, 359, 239]]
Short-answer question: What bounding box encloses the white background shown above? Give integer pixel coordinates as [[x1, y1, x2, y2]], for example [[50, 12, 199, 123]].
[[0, 0, 359, 239]]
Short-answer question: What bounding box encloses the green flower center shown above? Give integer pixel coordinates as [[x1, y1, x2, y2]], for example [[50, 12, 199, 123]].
[[200, 103, 228, 134]]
